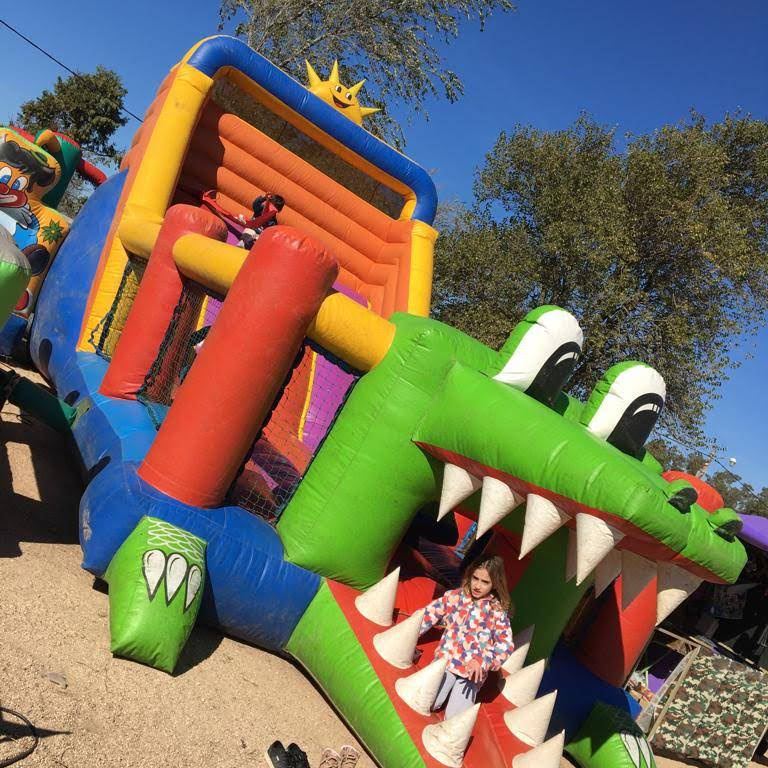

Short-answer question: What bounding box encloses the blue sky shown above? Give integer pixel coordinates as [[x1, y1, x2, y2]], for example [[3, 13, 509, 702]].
[[2, 1, 766, 488]]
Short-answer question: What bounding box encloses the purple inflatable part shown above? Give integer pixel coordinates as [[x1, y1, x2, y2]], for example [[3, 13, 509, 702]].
[[300, 281, 366, 451], [739, 514, 768, 552]]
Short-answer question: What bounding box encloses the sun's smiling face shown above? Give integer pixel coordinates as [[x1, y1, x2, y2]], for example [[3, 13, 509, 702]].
[[305, 60, 380, 126]]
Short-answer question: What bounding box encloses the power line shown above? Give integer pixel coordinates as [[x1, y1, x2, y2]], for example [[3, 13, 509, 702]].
[[0, 18, 143, 123]]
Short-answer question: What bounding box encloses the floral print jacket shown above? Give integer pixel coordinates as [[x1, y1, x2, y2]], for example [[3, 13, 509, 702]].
[[419, 588, 514, 683]]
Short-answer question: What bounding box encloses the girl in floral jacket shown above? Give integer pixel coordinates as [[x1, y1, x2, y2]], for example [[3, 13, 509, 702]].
[[419, 554, 514, 719]]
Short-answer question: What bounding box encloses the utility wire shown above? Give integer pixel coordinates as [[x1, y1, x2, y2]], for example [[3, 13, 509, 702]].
[[0, 18, 143, 123]]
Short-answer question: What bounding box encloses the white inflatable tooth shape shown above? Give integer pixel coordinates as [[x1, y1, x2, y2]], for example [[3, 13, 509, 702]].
[[185, 565, 202, 611], [395, 657, 447, 715], [620, 731, 642, 767], [355, 567, 401, 626], [372, 609, 424, 669], [512, 729, 565, 768], [142, 549, 166, 600], [575, 513, 625, 585], [499, 659, 545, 706], [438, 463, 482, 521], [594, 549, 623, 597], [501, 624, 535, 675], [165, 553, 189, 603], [476, 476, 524, 538], [638, 733, 654, 766], [503, 689, 558, 747], [421, 702, 480, 767], [518, 494, 571, 559], [621, 551, 657, 610], [656, 562, 703, 625]]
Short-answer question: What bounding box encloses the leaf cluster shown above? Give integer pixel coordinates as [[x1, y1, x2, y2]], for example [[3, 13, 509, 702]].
[[434, 113, 768, 445], [219, 0, 514, 146], [15, 67, 128, 160]]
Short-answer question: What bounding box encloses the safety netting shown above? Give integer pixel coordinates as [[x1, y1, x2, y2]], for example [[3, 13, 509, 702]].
[[135, 281, 360, 524], [89, 258, 145, 360]]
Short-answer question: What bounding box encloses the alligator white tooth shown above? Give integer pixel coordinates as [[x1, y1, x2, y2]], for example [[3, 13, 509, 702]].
[[438, 463, 482, 520], [142, 549, 166, 600], [498, 659, 545, 706], [355, 567, 401, 626], [512, 729, 565, 768], [421, 702, 480, 767], [575, 513, 625, 585], [519, 494, 571, 559], [620, 731, 641, 767], [476, 476, 524, 538], [594, 549, 623, 597], [638, 733, 653, 766], [565, 529, 577, 581], [184, 565, 202, 611], [621, 551, 657, 609], [372, 609, 424, 669], [395, 657, 447, 715], [165, 553, 188, 603], [501, 624, 535, 675], [503, 689, 558, 747], [656, 563, 703, 625]]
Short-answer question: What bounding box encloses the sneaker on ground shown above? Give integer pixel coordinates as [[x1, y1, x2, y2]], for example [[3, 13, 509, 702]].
[[340, 745, 361, 768], [319, 747, 342, 768], [265, 741, 290, 768], [286, 742, 310, 768]]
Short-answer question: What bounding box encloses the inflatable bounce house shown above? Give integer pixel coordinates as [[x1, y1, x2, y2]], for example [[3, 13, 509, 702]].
[[3, 35, 748, 768]]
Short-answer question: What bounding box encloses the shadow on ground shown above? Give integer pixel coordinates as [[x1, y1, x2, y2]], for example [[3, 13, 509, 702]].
[[0, 382, 83, 557]]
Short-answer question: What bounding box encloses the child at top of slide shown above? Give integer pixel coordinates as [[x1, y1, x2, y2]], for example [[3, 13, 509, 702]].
[[419, 554, 514, 719]]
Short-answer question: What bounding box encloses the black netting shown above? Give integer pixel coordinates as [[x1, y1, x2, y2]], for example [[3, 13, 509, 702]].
[[89, 258, 145, 360], [137, 283, 360, 522], [136, 280, 207, 427], [227, 340, 359, 522]]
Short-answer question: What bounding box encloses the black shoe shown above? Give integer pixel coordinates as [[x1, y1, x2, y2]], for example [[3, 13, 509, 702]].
[[286, 743, 310, 768], [265, 741, 290, 768]]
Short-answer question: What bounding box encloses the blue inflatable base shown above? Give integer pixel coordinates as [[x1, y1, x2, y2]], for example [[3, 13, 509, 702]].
[[0, 314, 28, 359], [541, 643, 642, 741]]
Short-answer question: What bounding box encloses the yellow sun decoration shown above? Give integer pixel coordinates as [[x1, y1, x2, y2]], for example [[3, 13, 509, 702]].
[[305, 60, 380, 126]]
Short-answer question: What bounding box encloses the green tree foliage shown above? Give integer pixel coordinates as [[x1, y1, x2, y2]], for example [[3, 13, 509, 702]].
[[218, 0, 514, 146], [434, 113, 768, 445], [15, 67, 128, 216]]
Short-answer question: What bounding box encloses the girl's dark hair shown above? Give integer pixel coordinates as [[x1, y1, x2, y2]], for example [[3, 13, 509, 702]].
[[461, 554, 513, 613]]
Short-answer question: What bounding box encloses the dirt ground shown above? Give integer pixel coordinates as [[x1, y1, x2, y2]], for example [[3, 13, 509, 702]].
[[0, 361, 765, 768]]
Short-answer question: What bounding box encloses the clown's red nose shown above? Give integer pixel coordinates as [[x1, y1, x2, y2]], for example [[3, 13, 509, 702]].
[[0, 183, 9, 194]]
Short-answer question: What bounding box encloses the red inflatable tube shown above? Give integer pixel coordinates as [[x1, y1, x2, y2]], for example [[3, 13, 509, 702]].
[[138, 225, 339, 508], [100, 205, 228, 399]]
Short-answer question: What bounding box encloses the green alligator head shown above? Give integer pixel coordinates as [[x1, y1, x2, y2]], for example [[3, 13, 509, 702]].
[[278, 305, 746, 660]]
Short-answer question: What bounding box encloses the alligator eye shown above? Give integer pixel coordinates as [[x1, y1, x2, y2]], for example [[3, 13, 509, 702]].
[[581, 361, 665, 458], [492, 305, 583, 407]]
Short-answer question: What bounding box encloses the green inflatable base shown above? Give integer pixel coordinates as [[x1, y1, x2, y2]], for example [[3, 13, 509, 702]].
[[567, 701, 656, 768], [106, 516, 207, 674]]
